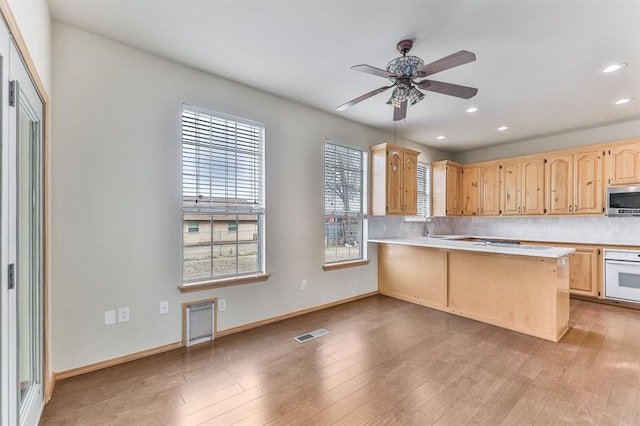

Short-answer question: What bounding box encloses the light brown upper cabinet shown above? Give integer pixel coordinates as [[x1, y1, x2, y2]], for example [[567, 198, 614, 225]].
[[481, 162, 501, 215], [607, 140, 640, 185], [461, 166, 480, 215], [370, 143, 419, 216], [546, 149, 603, 215], [461, 162, 500, 216], [432, 160, 462, 216], [500, 157, 545, 215]]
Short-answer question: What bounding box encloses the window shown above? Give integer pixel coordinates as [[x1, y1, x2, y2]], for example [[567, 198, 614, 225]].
[[417, 161, 431, 217], [187, 221, 199, 233], [324, 141, 367, 264], [404, 161, 431, 221], [182, 106, 265, 283]]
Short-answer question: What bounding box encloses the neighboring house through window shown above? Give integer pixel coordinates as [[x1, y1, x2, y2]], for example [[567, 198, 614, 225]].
[[324, 140, 367, 264], [182, 106, 265, 283]]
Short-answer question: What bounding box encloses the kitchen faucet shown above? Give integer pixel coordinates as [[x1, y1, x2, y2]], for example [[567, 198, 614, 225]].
[[422, 216, 440, 237]]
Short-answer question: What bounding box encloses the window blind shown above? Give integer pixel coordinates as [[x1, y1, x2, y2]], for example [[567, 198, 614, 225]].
[[324, 142, 367, 217], [182, 107, 265, 214], [417, 161, 431, 217]]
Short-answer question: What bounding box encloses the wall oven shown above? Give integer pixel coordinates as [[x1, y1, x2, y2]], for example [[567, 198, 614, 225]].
[[604, 249, 640, 303]]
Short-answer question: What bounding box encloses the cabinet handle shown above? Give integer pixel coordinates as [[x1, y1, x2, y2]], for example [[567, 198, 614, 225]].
[[569, 205, 572, 213], [574, 204, 577, 212]]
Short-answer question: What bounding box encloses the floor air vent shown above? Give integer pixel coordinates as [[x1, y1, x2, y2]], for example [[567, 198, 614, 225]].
[[294, 329, 329, 343], [185, 301, 215, 346]]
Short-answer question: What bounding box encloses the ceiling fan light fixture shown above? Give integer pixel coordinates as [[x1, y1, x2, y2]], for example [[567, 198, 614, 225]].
[[386, 82, 411, 108], [386, 56, 424, 78], [409, 87, 425, 105], [602, 63, 626, 73]]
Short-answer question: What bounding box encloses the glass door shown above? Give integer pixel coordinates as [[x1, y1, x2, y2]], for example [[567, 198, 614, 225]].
[[8, 41, 44, 426]]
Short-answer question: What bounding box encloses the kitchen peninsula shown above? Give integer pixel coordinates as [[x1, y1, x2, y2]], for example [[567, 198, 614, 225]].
[[369, 238, 575, 342]]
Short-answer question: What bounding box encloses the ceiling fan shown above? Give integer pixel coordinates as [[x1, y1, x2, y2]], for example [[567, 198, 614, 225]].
[[337, 39, 478, 121]]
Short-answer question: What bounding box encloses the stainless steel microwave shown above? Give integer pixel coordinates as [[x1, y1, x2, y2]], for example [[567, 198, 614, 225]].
[[607, 186, 640, 216]]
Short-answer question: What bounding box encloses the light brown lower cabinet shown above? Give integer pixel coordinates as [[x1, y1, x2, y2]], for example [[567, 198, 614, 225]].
[[523, 241, 601, 298], [377, 244, 570, 342], [378, 244, 447, 308], [569, 248, 600, 297]]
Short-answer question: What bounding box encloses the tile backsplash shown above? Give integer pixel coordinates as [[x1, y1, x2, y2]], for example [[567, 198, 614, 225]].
[[369, 215, 640, 246]]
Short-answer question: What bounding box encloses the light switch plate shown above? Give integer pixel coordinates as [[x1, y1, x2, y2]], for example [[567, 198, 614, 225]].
[[160, 301, 169, 314], [104, 310, 116, 326]]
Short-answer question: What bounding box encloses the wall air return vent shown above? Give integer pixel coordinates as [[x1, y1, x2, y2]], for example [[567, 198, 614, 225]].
[[184, 300, 215, 346]]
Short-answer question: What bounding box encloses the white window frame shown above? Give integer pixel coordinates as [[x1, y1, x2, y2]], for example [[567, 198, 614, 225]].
[[181, 105, 266, 285], [323, 140, 368, 266]]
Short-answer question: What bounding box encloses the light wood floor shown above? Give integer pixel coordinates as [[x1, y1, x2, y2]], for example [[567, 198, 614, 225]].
[[41, 295, 640, 425]]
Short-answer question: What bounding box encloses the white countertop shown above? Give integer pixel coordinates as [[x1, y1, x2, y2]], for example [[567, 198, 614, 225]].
[[369, 237, 575, 258]]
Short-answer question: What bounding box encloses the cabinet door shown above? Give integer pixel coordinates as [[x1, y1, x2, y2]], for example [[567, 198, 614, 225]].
[[574, 150, 603, 214], [521, 158, 545, 215], [446, 165, 462, 215], [500, 161, 521, 215], [402, 152, 418, 215], [546, 155, 574, 214], [608, 143, 640, 185], [569, 249, 597, 296], [481, 163, 501, 215], [461, 166, 481, 215], [386, 149, 404, 215]]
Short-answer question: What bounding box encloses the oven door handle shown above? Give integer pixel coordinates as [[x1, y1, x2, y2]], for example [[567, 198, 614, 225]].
[[605, 260, 640, 266]]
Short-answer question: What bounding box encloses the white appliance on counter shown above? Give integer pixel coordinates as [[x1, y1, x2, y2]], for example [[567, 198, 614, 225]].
[[604, 249, 640, 302]]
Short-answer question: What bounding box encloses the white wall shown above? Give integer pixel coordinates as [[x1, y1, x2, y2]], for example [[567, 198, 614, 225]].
[[454, 119, 640, 164], [7, 0, 51, 93], [50, 23, 451, 372]]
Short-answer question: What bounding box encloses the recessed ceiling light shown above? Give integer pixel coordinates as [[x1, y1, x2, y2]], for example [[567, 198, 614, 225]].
[[602, 63, 626, 73], [615, 97, 634, 105], [465, 106, 479, 113], [497, 126, 509, 131], [436, 135, 447, 140]]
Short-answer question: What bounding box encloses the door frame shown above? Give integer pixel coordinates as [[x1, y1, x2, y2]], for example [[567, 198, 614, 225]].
[[0, 0, 50, 404]]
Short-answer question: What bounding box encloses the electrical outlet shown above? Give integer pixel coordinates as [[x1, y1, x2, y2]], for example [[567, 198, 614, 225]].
[[104, 310, 116, 326], [160, 301, 169, 314], [301, 279, 308, 290], [218, 299, 226, 312], [118, 307, 130, 323]]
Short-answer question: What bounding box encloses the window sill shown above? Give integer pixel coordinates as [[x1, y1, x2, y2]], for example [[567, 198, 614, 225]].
[[179, 273, 270, 293], [323, 259, 370, 271]]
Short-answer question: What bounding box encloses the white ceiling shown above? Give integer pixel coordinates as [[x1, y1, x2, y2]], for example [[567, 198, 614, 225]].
[[47, 0, 640, 153]]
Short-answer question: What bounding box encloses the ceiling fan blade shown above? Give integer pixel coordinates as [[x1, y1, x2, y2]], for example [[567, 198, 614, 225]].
[[416, 50, 476, 78], [416, 79, 478, 99], [393, 100, 408, 121], [336, 86, 392, 111], [351, 64, 397, 79]]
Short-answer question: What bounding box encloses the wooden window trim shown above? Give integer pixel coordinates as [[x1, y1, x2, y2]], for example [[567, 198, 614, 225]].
[[323, 259, 370, 271], [179, 273, 270, 293]]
